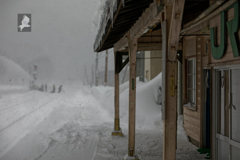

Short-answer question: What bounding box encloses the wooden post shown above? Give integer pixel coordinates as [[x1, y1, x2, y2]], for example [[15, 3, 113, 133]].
[[112, 50, 123, 137], [104, 50, 108, 86], [124, 32, 139, 160], [162, 5, 175, 160], [164, 60, 178, 159], [95, 52, 98, 86], [162, 0, 185, 159]]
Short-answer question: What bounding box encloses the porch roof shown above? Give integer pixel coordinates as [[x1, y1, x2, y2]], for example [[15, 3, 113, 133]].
[[93, 0, 210, 53]]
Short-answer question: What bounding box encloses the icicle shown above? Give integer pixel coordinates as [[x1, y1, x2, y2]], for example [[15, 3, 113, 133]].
[[111, 0, 118, 27], [95, 0, 121, 47], [111, 0, 115, 27]]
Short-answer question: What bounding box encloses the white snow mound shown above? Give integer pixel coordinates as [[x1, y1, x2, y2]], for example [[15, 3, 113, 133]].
[[102, 73, 163, 130], [121, 73, 162, 129], [0, 56, 32, 85]]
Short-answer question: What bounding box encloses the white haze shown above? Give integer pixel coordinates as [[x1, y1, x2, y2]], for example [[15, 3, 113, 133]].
[[0, 0, 102, 84]]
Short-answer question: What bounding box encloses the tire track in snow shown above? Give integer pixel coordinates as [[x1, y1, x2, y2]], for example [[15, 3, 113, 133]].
[[0, 96, 58, 133], [0, 91, 33, 104], [0, 93, 39, 112], [34, 138, 58, 160], [33, 125, 100, 160], [0, 96, 51, 131], [0, 94, 63, 157]]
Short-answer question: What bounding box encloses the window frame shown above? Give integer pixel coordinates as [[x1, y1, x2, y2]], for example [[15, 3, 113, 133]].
[[187, 58, 196, 109]]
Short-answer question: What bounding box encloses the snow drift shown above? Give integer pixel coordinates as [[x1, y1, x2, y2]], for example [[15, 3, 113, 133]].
[[120, 73, 162, 129], [0, 56, 31, 85], [101, 73, 163, 130]]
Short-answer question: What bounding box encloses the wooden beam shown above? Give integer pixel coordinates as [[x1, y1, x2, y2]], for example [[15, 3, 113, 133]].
[[168, 0, 185, 61], [138, 29, 162, 43], [164, 0, 173, 6], [164, 61, 178, 160], [114, 35, 128, 52], [120, 42, 183, 52], [138, 43, 162, 51], [114, 60, 120, 130], [161, 12, 167, 122], [114, 1, 162, 51], [162, 1, 185, 159], [130, 3, 161, 40], [112, 51, 123, 137], [126, 32, 139, 159], [121, 43, 162, 52]]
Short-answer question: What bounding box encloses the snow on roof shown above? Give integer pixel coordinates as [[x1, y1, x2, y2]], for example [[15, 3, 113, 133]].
[[93, 0, 119, 51]]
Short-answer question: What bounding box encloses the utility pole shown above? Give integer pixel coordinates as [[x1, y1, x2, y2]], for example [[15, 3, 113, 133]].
[[84, 65, 89, 85], [139, 51, 145, 82], [95, 52, 99, 86], [29, 67, 32, 90], [104, 50, 108, 86], [91, 64, 94, 87]]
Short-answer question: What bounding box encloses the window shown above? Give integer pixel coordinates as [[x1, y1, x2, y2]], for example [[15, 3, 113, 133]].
[[215, 69, 240, 159], [187, 59, 196, 108]]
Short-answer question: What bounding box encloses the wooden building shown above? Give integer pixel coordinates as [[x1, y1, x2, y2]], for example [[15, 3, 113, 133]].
[[182, 1, 240, 160], [144, 50, 162, 81], [93, 0, 240, 159]]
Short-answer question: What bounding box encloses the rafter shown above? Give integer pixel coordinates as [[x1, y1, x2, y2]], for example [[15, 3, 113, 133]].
[[114, 1, 163, 51], [168, 0, 185, 61]]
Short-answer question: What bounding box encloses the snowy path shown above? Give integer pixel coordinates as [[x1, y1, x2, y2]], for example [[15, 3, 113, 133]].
[[0, 90, 63, 157], [0, 86, 206, 160]]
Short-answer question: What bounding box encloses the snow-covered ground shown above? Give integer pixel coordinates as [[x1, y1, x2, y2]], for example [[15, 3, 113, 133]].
[[0, 74, 206, 160]]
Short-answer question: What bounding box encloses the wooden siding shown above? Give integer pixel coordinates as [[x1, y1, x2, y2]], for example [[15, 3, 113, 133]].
[[183, 108, 201, 145], [196, 36, 203, 147], [201, 36, 211, 67], [183, 110, 201, 142], [183, 35, 203, 147], [185, 36, 196, 57]]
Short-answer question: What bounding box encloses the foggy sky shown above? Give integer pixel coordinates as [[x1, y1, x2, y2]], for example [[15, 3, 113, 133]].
[[0, 0, 113, 84]]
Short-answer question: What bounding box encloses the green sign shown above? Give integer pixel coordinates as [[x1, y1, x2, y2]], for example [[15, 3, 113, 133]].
[[210, 1, 239, 60]]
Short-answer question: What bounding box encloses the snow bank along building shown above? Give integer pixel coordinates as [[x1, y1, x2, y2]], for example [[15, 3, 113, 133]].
[[93, 0, 240, 159]]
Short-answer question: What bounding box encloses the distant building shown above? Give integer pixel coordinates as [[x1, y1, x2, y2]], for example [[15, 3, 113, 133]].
[[144, 50, 162, 81]]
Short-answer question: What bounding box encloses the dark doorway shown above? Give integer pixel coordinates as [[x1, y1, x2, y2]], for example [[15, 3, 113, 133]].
[[203, 69, 210, 148]]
